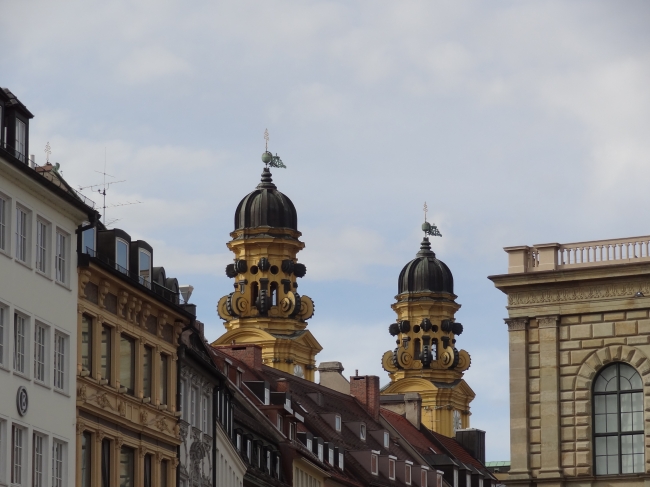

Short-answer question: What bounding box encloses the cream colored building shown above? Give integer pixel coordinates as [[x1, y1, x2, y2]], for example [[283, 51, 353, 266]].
[[490, 236, 650, 487]]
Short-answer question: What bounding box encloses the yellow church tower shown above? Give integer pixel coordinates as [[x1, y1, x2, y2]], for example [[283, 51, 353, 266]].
[[212, 139, 321, 381], [381, 209, 474, 436]]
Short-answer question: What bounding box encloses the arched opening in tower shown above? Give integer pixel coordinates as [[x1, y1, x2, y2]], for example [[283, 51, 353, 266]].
[[270, 282, 278, 307], [251, 282, 259, 310], [414, 339, 421, 361]]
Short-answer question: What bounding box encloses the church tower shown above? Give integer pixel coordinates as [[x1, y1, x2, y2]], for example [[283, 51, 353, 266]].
[[212, 144, 321, 381], [381, 212, 474, 436]]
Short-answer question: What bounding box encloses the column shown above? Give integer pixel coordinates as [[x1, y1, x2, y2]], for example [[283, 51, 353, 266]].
[[506, 318, 531, 480], [538, 315, 562, 479]]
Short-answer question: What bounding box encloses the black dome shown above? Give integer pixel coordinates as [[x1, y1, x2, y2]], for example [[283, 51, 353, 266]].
[[398, 237, 453, 294], [234, 168, 298, 231]]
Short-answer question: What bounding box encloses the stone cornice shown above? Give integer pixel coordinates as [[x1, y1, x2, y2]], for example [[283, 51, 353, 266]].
[[507, 281, 649, 307], [505, 318, 528, 331]]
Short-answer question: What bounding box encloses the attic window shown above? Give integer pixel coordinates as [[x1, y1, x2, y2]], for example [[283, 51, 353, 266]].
[[389, 458, 396, 480], [360, 423, 366, 440], [276, 415, 283, 432], [339, 452, 344, 470], [289, 422, 295, 440], [405, 464, 412, 485], [317, 443, 323, 462], [306, 438, 312, 451], [116, 238, 129, 273], [139, 249, 151, 286], [328, 447, 334, 465], [335, 415, 341, 432], [422, 469, 428, 487], [15, 118, 26, 162], [371, 454, 378, 475], [384, 431, 390, 448], [236, 370, 242, 387]]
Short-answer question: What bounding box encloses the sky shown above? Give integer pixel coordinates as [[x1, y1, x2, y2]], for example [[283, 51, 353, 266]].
[[2, 0, 650, 461]]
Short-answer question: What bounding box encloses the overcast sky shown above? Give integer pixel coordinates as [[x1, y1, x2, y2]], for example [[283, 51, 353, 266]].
[[3, 0, 650, 461]]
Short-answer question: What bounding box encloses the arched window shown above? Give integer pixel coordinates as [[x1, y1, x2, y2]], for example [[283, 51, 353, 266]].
[[593, 362, 644, 475]]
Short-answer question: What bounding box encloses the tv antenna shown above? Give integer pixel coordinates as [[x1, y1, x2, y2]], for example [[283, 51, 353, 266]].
[[78, 148, 141, 224]]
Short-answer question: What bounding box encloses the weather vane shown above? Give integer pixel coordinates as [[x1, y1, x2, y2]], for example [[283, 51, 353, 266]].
[[45, 142, 51, 164], [422, 201, 442, 237], [261, 129, 286, 169]]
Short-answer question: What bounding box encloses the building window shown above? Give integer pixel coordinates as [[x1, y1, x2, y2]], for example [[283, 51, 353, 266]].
[[34, 322, 47, 382], [236, 434, 241, 451], [306, 438, 312, 451], [101, 325, 111, 383], [339, 451, 344, 470], [275, 454, 281, 479], [14, 313, 26, 373], [594, 362, 645, 475], [81, 315, 92, 374], [15, 207, 27, 262], [371, 453, 378, 475], [0, 195, 6, 251], [55, 231, 66, 283], [202, 395, 208, 432], [139, 249, 151, 287], [246, 439, 252, 461], [384, 431, 390, 448], [159, 354, 168, 405], [180, 380, 186, 420], [335, 415, 341, 432], [82, 226, 95, 254], [144, 454, 152, 487], [12, 425, 24, 484], [318, 442, 323, 461], [119, 446, 134, 487], [406, 463, 412, 485], [267, 450, 271, 472], [52, 440, 65, 487], [101, 439, 111, 487], [143, 346, 152, 399], [360, 423, 366, 440], [33, 433, 45, 487], [160, 459, 168, 487], [453, 410, 462, 433], [289, 422, 295, 440], [15, 118, 26, 161], [190, 387, 197, 427], [277, 414, 283, 432], [120, 335, 135, 395], [422, 469, 428, 487], [54, 332, 66, 390], [81, 432, 92, 487], [389, 458, 396, 480], [0, 305, 4, 366], [116, 238, 129, 274], [36, 220, 47, 273]]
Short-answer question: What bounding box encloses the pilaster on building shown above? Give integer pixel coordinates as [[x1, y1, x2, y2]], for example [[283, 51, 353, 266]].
[[490, 235, 650, 487]]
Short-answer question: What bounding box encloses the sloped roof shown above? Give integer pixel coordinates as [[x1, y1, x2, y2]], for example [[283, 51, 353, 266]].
[[380, 408, 440, 456], [429, 430, 489, 473]]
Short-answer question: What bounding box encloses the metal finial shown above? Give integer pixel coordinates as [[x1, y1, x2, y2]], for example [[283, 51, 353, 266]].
[[264, 128, 269, 152], [421, 202, 442, 238], [45, 142, 51, 164]]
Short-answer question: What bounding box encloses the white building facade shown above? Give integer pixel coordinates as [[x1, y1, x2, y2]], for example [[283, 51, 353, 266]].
[[0, 87, 97, 487]]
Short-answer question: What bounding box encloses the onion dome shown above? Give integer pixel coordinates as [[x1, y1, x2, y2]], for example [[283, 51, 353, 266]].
[[398, 237, 453, 294], [234, 167, 298, 231]]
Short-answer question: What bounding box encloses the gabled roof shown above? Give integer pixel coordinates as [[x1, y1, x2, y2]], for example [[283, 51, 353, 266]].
[[380, 408, 440, 457], [428, 430, 491, 475]]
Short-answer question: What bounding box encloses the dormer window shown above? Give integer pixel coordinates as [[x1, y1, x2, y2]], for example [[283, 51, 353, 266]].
[[82, 226, 95, 254], [360, 423, 366, 440], [406, 464, 412, 485], [306, 438, 312, 451], [339, 452, 344, 470], [335, 415, 341, 432], [116, 238, 129, 274], [276, 415, 283, 432], [384, 431, 390, 448], [246, 440, 251, 461], [371, 453, 378, 475], [328, 447, 334, 464], [422, 469, 429, 487], [15, 118, 26, 162], [318, 443, 323, 462], [389, 458, 396, 480], [265, 387, 270, 405], [139, 249, 151, 286]]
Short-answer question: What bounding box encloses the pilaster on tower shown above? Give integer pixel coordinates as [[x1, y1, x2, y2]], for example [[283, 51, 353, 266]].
[[212, 144, 321, 381]]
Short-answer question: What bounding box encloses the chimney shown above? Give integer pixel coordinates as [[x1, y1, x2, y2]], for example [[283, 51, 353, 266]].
[[319, 361, 350, 394], [350, 374, 380, 421], [215, 344, 263, 371], [455, 428, 486, 465], [276, 378, 290, 393], [404, 393, 421, 429]]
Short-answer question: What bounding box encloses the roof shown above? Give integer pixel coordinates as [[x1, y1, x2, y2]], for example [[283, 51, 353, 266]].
[[429, 430, 488, 472], [485, 461, 510, 467], [1, 87, 34, 117], [380, 408, 440, 456]]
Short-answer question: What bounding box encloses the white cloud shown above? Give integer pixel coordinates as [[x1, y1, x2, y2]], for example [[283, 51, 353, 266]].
[[116, 46, 192, 85]]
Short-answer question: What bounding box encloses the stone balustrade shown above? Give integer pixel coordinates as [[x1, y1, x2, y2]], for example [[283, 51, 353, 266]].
[[505, 236, 650, 273]]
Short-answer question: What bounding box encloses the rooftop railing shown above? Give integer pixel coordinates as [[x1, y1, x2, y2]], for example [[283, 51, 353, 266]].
[[83, 247, 179, 305], [505, 236, 650, 274], [0, 143, 96, 209]]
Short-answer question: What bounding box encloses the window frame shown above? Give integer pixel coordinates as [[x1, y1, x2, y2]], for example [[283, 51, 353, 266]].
[[34, 321, 48, 384], [370, 453, 378, 475], [15, 205, 29, 263], [119, 334, 135, 395], [159, 353, 169, 406], [115, 238, 129, 274], [13, 312, 29, 376], [81, 431, 92, 487], [143, 345, 153, 399], [389, 458, 396, 480], [0, 303, 6, 368], [33, 431, 46, 487], [335, 414, 341, 432], [12, 424, 26, 485], [360, 423, 366, 440], [593, 362, 645, 475], [36, 219, 48, 274], [139, 249, 152, 287], [55, 229, 68, 284], [100, 324, 112, 384], [81, 315, 93, 376], [0, 192, 8, 254], [53, 331, 68, 392], [15, 118, 26, 162]]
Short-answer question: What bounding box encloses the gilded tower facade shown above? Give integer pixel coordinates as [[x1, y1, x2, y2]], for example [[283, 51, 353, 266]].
[[212, 151, 321, 381], [382, 220, 474, 437]]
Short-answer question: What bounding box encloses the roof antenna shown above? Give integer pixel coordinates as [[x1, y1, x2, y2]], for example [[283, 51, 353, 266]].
[[78, 148, 141, 225], [422, 201, 442, 238], [45, 142, 51, 164], [261, 129, 286, 169]]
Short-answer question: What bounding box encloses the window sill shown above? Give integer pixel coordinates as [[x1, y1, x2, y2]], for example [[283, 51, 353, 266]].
[[13, 370, 31, 382], [34, 379, 51, 390], [55, 279, 71, 291], [53, 387, 70, 398], [16, 258, 33, 271], [36, 269, 52, 281], [0, 363, 9, 373], [0, 248, 11, 260]]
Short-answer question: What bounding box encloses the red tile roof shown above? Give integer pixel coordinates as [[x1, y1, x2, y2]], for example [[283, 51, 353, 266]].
[[380, 408, 440, 457], [429, 430, 487, 472]]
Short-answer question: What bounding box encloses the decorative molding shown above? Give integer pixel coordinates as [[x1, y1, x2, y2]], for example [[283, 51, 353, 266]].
[[508, 281, 649, 306], [96, 429, 106, 443], [118, 400, 126, 417], [99, 280, 111, 308], [77, 303, 86, 315], [537, 315, 559, 329], [118, 290, 129, 316], [79, 270, 92, 298], [505, 318, 528, 331], [77, 383, 88, 402], [115, 436, 124, 450], [155, 416, 170, 434], [76, 421, 86, 436], [142, 303, 152, 327], [96, 393, 112, 410], [97, 314, 105, 324]]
